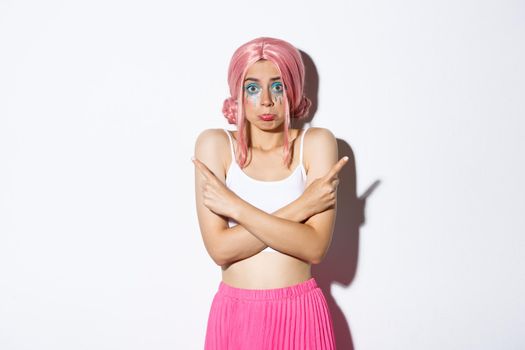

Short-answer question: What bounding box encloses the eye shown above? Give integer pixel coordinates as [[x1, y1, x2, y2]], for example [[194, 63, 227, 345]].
[[271, 82, 284, 94], [245, 83, 261, 95]]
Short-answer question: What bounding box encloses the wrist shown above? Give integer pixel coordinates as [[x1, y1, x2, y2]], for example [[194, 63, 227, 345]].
[[230, 196, 245, 222], [295, 196, 312, 222]]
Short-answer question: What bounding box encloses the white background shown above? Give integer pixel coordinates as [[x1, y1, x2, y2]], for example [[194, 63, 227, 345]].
[[1, 0, 524, 349]]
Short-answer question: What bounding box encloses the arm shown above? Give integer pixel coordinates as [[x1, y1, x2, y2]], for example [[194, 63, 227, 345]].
[[194, 129, 314, 266], [219, 196, 312, 266], [194, 128, 343, 265], [230, 128, 340, 264]]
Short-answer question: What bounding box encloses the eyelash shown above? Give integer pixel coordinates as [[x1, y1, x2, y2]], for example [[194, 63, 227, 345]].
[[244, 82, 284, 95], [245, 83, 260, 95], [271, 82, 283, 94]]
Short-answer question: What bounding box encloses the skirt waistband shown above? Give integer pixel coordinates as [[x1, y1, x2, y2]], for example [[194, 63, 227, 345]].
[[217, 277, 318, 301]]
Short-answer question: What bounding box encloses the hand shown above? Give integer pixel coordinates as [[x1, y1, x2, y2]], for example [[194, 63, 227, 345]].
[[193, 157, 241, 218], [300, 156, 349, 218]]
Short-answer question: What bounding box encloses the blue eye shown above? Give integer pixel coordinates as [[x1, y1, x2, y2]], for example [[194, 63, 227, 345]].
[[245, 83, 261, 95], [271, 82, 284, 94]]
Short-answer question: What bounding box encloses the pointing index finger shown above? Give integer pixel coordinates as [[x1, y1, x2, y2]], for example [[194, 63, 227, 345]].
[[326, 156, 349, 179]]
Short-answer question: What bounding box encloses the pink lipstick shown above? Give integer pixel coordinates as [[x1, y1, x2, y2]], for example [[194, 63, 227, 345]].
[[259, 114, 275, 121]]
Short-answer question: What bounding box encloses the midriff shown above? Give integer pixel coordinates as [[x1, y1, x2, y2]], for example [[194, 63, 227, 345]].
[[221, 251, 311, 289]]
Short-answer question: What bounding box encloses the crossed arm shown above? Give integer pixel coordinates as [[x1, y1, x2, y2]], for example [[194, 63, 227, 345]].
[[193, 128, 345, 266], [214, 193, 316, 266]]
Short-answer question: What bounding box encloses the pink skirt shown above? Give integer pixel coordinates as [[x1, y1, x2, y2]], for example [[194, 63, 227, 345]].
[[204, 277, 336, 349]]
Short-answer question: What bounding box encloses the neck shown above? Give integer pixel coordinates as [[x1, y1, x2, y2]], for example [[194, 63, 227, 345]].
[[247, 124, 290, 152]]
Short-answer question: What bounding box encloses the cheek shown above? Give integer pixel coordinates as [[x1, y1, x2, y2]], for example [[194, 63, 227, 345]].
[[272, 93, 284, 105], [244, 93, 260, 108]]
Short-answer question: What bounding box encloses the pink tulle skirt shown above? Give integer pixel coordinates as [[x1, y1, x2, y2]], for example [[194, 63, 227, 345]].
[[204, 277, 336, 349]]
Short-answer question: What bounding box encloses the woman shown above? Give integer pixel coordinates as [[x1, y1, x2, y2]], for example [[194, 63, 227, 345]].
[[192, 37, 348, 349]]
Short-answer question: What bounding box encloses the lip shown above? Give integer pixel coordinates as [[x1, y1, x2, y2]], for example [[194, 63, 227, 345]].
[[259, 114, 276, 121]]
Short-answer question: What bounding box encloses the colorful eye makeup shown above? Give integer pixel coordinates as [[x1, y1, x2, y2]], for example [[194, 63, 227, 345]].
[[271, 82, 283, 104], [245, 83, 261, 96], [244, 83, 261, 106], [271, 82, 283, 95], [244, 81, 284, 106]]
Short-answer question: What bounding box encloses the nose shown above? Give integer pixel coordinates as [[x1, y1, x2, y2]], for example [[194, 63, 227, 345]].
[[260, 87, 274, 107]]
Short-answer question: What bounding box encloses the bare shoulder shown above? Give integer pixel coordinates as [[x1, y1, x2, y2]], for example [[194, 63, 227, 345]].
[[303, 127, 338, 159], [304, 127, 336, 144], [194, 128, 230, 181], [303, 127, 338, 181], [194, 128, 229, 148]]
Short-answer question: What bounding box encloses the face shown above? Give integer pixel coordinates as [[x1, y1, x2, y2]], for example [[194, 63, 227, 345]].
[[242, 59, 286, 130]]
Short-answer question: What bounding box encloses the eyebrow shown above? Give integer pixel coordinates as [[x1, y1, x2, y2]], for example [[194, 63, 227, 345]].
[[244, 76, 282, 82]]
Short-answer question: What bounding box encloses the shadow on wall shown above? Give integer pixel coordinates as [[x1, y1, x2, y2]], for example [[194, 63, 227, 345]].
[[295, 50, 381, 350]]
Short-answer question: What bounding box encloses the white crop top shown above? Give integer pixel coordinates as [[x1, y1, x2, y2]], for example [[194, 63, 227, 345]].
[[223, 127, 310, 253]]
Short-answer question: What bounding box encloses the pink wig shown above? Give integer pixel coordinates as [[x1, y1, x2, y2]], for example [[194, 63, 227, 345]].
[[222, 37, 311, 169]]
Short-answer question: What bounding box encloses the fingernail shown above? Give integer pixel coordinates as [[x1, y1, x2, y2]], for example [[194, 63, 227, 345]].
[[191, 156, 195, 161], [343, 156, 349, 161]]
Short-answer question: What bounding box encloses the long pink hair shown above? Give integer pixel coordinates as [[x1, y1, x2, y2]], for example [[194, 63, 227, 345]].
[[222, 37, 311, 169]]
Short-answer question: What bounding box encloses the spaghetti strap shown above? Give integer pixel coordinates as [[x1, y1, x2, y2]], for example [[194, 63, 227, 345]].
[[299, 126, 310, 167], [223, 129, 235, 161]]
